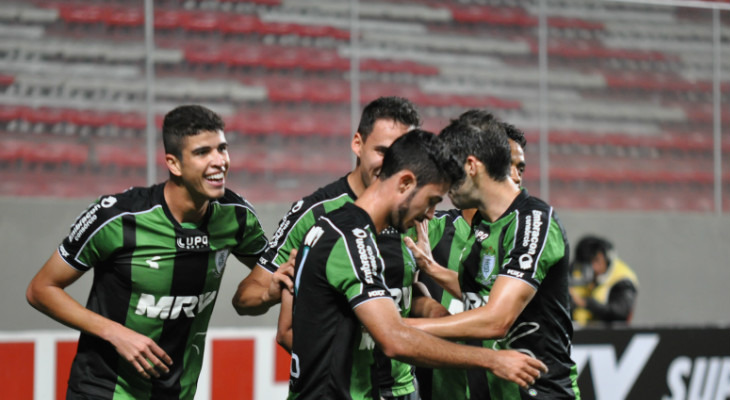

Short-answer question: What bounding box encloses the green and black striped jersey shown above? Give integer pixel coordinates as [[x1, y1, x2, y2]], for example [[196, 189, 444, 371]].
[[59, 183, 268, 400], [415, 209, 473, 400], [460, 190, 580, 399], [262, 175, 418, 397], [288, 202, 392, 400]]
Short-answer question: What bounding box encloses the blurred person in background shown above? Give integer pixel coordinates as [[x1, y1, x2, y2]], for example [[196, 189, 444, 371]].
[[25, 105, 268, 399], [569, 235, 639, 325]]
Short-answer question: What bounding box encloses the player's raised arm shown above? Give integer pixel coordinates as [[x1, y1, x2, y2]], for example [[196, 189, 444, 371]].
[[27, 251, 172, 379]]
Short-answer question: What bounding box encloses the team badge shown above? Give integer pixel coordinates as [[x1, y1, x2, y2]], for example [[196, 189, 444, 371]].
[[215, 249, 230, 276], [479, 254, 495, 283]]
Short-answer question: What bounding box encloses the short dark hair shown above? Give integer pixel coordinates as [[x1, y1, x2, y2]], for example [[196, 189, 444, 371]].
[[439, 120, 511, 182], [575, 235, 614, 264], [357, 96, 421, 142], [502, 122, 527, 150], [379, 129, 464, 189], [162, 105, 224, 158], [457, 109, 527, 150]]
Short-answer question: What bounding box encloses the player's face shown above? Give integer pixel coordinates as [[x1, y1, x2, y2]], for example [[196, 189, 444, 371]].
[[353, 119, 411, 188], [177, 130, 230, 201], [393, 182, 447, 233], [448, 162, 480, 210], [509, 139, 525, 186]]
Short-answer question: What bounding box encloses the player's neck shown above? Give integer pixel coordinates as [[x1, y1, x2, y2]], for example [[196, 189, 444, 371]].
[[164, 180, 209, 225], [346, 169, 366, 198], [354, 179, 390, 234], [477, 179, 520, 222]]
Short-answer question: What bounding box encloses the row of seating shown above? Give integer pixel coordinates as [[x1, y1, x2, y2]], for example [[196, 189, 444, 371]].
[[4, 134, 728, 187], [2, 167, 727, 213]]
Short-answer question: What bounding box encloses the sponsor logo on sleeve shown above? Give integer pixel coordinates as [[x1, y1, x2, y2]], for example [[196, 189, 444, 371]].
[[303, 226, 325, 247], [368, 289, 386, 297], [353, 228, 378, 284], [518, 210, 544, 270], [100, 196, 117, 208], [519, 254, 533, 270], [268, 200, 304, 249], [69, 203, 101, 243]]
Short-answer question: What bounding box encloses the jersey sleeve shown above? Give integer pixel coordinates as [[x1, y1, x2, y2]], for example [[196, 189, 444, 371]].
[[325, 235, 390, 309], [232, 203, 269, 259], [258, 199, 318, 273], [500, 208, 565, 289], [58, 196, 125, 272]]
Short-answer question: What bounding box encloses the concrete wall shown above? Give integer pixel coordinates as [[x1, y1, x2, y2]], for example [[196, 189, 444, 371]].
[[2, 196, 729, 332]]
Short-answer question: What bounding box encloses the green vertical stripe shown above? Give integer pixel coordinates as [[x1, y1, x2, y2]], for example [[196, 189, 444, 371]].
[[114, 208, 176, 400]]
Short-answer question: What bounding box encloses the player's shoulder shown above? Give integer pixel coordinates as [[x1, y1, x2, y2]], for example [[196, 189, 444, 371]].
[[434, 208, 463, 222], [89, 184, 162, 218], [298, 175, 354, 210], [318, 203, 372, 238], [511, 190, 556, 222]]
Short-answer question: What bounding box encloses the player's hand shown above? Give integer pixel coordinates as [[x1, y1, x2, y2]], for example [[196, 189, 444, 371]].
[[489, 349, 548, 389], [269, 249, 296, 299], [403, 220, 436, 273], [107, 324, 173, 379]]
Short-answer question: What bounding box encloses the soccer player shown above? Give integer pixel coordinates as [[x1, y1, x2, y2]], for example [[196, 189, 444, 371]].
[[288, 129, 547, 400], [25, 105, 268, 399], [236, 96, 446, 399], [415, 113, 528, 400], [406, 121, 580, 399]]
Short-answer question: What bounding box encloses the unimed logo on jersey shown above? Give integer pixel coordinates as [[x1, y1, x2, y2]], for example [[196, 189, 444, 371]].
[[135, 291, 217, 320]]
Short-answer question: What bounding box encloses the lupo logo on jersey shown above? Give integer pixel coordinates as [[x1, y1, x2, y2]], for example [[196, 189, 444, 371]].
[[177, 235, 209, 250]]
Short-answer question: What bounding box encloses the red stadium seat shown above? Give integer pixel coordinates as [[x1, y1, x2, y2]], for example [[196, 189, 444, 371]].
[[104, 6, 144, 28], [221, 14, 262, 36]]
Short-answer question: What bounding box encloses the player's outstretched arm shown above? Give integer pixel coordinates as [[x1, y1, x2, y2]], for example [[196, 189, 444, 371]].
[[233, 261, 294, 316], [404, 221, 461, 299], [355, 297, 546, 388], [406, 276, 536, 340], [26, 251, 173, 379]]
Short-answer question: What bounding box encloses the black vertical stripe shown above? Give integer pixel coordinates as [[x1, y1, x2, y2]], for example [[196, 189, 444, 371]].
[[235, 205, 248, 245], [151, 229, 209, 399]]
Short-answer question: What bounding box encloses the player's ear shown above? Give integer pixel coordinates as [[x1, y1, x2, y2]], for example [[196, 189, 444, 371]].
[[351, 132, 364, 159], [165, 153, 182, 177], [398, 170, 416, 194], [464, 155, 480, 177]]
